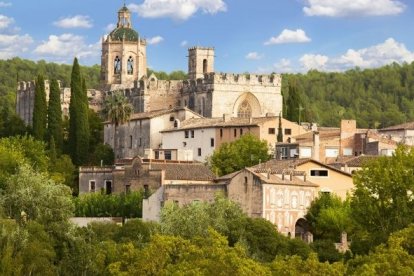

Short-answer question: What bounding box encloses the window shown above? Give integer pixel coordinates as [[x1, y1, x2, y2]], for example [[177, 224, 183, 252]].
[[310, 169, 329, 177], [325, 148, 339, 158], [105, 180, 112, 195], [284, 128, 292, 135], [240, 128, 243, 135], [220, 129, 223, 138], [89, 180, 96, 192], [203, 59, 208, 73], [139, 138, 142, 147], [300, 147, 312, 158], [191, 130, 195, 138], [164, 150, 172, 160], [114, 56, 121, 74], [268, 128, 275, 134], [155, 151, 159, 159], [125, 184, 131, 193], [129, 135, 133, 148], [198, 148, 202, 156], [234, 129, 237, 137], [343, 148, 353, 156], [210, 138, 215, 147], [244, 177, 248, 192], [184, 130, 189, 138], [281, 147, 288, 159], [170, 116, 175, 122], [237, 100, 252, 118], [127, 56, 134, 75]]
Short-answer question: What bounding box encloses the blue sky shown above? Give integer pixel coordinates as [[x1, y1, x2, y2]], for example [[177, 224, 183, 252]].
[[1, 0, 413, 73]]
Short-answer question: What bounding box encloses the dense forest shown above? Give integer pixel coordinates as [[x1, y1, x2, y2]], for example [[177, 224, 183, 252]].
[[1, 57, 414, 128], [281, 62, 414, 128]]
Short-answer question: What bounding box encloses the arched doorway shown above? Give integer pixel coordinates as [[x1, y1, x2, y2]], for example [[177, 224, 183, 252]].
[[295, 218, 310, 240]]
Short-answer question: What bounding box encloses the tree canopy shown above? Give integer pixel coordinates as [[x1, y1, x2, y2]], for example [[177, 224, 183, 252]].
[[209, 134, 270, 176]]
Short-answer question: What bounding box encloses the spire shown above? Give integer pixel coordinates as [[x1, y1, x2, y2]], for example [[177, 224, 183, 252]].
[[117, 3, 131, 28]]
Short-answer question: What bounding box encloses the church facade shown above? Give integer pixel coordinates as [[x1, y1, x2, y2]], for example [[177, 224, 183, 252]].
[[102, 6, 283, 159]]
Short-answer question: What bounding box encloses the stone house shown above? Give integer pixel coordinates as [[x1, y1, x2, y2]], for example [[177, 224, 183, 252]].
[[328, 155, 380, 174], [378, 121, 414, 146], [161, 115, 308, 162], [103, 107, 202, 159], [290, 120, 398, 164]]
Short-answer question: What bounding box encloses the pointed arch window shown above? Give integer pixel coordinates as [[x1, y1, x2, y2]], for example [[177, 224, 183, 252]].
[[127, 56, 134, 75], [114, 56, 121, 74], [237, 100, 252, 118]]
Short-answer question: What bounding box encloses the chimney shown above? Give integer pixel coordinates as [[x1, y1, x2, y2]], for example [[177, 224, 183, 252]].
[[312, 131, 320, 161]]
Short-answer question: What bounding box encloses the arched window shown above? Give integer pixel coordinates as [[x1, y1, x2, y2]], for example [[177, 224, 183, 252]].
[[237, 100, 252, 118], [127, 56, 134, 75], [203, 59, 208, 73], [114, 56, 121, 74]]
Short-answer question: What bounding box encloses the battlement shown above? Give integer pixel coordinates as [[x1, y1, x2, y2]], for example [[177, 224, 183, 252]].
[[188, 46, 214, 51]]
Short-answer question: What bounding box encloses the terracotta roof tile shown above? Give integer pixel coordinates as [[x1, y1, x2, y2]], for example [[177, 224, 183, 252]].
[[380, 121, 414, 131], [150, 163, 215, 181]]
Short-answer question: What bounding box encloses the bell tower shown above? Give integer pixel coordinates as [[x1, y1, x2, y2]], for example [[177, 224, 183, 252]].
[[101, 4, 147, 89], [188, 47, 215, 80]]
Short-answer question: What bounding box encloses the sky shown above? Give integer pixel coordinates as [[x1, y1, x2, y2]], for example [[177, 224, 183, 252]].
[[1, 0, 413, 74]]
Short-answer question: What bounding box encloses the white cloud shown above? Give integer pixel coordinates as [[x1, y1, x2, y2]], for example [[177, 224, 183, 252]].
[[0, 33, 33, 59], [297, 38, 414, 72], [0, 2, 11, 8], [128, 0, 227, 20], [245, 52, 263, 60], [265, 29, 311, 45], [0, 14, 13, 29], [300, 54, 329, 71], [303, 0, 405, 17], [147, 35, 164, 45], [180, 40, 188, 47], [53, 15, 93, 28], [34, 34, 100, 61]]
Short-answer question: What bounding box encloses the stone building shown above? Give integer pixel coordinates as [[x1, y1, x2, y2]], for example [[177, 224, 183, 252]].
[[16, 79, 102, 126]]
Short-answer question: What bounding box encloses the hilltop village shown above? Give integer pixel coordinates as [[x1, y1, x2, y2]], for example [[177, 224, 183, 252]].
[[15, 5, 414, 240]]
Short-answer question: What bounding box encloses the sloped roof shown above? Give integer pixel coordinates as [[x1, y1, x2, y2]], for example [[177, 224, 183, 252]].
[[246, 167, 319, 187], [380, 121, 414, 131], [329, 155, 380, 168], [149, 162, 216, 181], [162, 116, 277, 132]]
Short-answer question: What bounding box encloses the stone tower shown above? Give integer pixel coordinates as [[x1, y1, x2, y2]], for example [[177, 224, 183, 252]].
[[101, 5, 147, 89], [188, 47, 214, 80]]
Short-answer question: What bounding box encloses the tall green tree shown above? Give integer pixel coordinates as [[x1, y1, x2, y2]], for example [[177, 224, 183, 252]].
[[103, 91, 133, 160], [286, 78, 304, 124], [277, 113, 283, 142], [68, 58, 90, 165], [47, 79, 63, 151], [351, 146, 414, 249], [32, 75, 47, 140], [209, 134, 270, 176]]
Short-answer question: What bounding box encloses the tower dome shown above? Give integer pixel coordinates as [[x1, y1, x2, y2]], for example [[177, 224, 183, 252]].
[[109, 5, 139, 42]]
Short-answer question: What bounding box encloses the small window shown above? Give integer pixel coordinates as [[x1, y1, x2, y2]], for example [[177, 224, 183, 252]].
[[139, 138, 142, 147], [165, 150, 172, 160], [284, 128, 292, 135], [185, 130, 189, 138], [310, 169, 329, 177], [89, 180, 96, 192], [129, 135, 133, 148], [234, 129, 237, 137], [240, 128, 243, 135], [268, 128, 275, 134], [125, 184, 131, 193], [220, 129, 223, 138], [210, 138, 214, 147], [198, 148, 202, 156], [191, 130, 195, 138], [155, 151, 160, 159], [170, 116, 175, 122], [105, 180, 112, 195]]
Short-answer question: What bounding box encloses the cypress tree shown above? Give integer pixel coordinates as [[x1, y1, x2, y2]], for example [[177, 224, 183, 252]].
[[47, 79, 63, 152], [68, 58, 90, 165], [32, 74, 47, 140], [277, 113, 283, 142], [286, 78, 304, 124]]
